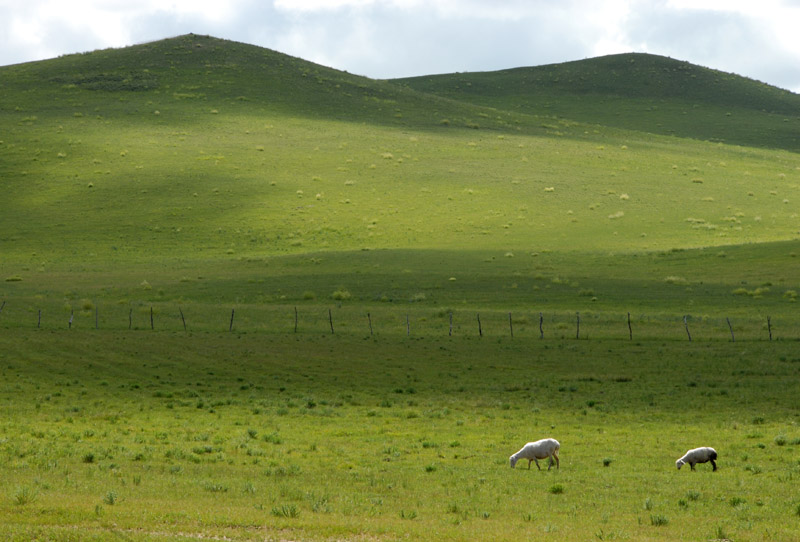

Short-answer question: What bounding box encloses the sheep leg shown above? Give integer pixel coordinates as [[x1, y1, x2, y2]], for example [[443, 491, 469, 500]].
[[527, 458, 532, 470], [690, 462, 696, 471], [553, 452, 560, 469], [547, 456, 553, 470], [534, 458, 541, 470], [710, 459, 717, 471]]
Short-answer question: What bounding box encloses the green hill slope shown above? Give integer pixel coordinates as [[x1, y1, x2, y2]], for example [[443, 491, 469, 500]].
[[394, 53, 800, 151], [0, 34, 527, 133], [1, 35, 798, 320]]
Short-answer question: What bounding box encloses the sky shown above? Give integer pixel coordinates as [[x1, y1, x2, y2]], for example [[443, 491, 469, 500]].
[[2, 0, 800, 92]]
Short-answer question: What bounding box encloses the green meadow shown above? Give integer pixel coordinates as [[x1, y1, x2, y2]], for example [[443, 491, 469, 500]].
[[1, 34, 799, 540]]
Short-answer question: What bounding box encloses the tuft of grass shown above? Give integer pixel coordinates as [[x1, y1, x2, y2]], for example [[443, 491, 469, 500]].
[[103, 491, 117, 505], [13, 487, 37, 506], [649, 514, 669, 526], [729, 496, 746, 507], [272, 504, 299, 518]]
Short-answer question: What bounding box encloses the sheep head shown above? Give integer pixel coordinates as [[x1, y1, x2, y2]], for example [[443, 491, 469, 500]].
[[509, 455, 518, 468], [676, 459, 684, 470]]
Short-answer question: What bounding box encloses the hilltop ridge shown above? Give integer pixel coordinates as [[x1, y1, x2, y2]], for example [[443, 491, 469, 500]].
[[0, 34, 518, 132], [3, 34, 798, 149], [394, 52, 800, 150]]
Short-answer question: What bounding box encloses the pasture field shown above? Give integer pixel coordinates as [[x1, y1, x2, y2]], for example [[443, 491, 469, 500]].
[[0, 330, 799, 541], [2, 34, 800, 540]]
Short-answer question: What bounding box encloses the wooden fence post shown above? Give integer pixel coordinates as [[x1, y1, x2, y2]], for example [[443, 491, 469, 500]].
[[95, 306, 99, 330], [509, 312, 514, 338], [627, 312, 632, 340], [449, 312, 453, 337], [539, 312, 544, 339], [477, 313, 482, 337], [767, 316, 772, 341], [576, 312, 580, 339], [129, 308, 133, 330], [329, 308, 334, 334], [229, 309, 235, 332], [38, 309, 41, 329], [69, 310, 74, 329], [0, 300, 5, 315], [683, 315, 692, 342], [180, 307, 187, 331], [406, 314, 410, 337], [294, 307, 298, 333], [368, 312, 373, 336], [150, 307, 154, 330], [726, 317, 735, 342]]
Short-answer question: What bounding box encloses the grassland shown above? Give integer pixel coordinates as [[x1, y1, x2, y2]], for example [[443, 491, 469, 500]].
[[1, 332, 799, 541], [1, 34, 799, 540]]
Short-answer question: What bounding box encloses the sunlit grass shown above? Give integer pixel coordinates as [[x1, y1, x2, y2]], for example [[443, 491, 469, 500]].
[[1, 34, 800, 541]]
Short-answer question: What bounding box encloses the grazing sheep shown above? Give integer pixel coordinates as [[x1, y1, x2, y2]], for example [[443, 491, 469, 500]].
[[676, 447, 717, 471], [510, 438, 560, 470]]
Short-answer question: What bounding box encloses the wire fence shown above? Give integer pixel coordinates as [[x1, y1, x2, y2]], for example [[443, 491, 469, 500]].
[[0, 298, 793, 342]]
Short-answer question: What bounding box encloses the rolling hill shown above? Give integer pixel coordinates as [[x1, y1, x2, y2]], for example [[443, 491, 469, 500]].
[[1, 34, 798, 323], [394, 52, 800, 151]]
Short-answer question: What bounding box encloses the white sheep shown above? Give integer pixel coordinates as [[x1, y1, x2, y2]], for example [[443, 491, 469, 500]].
[[676, 447, 717, 471], [509, 438, 560, 470]]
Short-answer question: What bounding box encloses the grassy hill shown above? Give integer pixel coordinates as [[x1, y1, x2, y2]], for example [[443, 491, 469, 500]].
[[394, 52, 800, 151], [1, 34, 799, 324]]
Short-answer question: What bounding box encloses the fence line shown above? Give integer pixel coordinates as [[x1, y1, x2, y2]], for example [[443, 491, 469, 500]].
[[0, 299, 792, 341]]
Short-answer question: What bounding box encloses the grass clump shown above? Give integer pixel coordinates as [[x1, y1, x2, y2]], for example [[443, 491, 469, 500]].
[[272, 504, 299, 518], [650, 514, 669, 526], [13, 487, 37, 506]]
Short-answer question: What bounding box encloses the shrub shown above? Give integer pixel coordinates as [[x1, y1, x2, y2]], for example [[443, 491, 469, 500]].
[[331, 289, 351, 301]]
